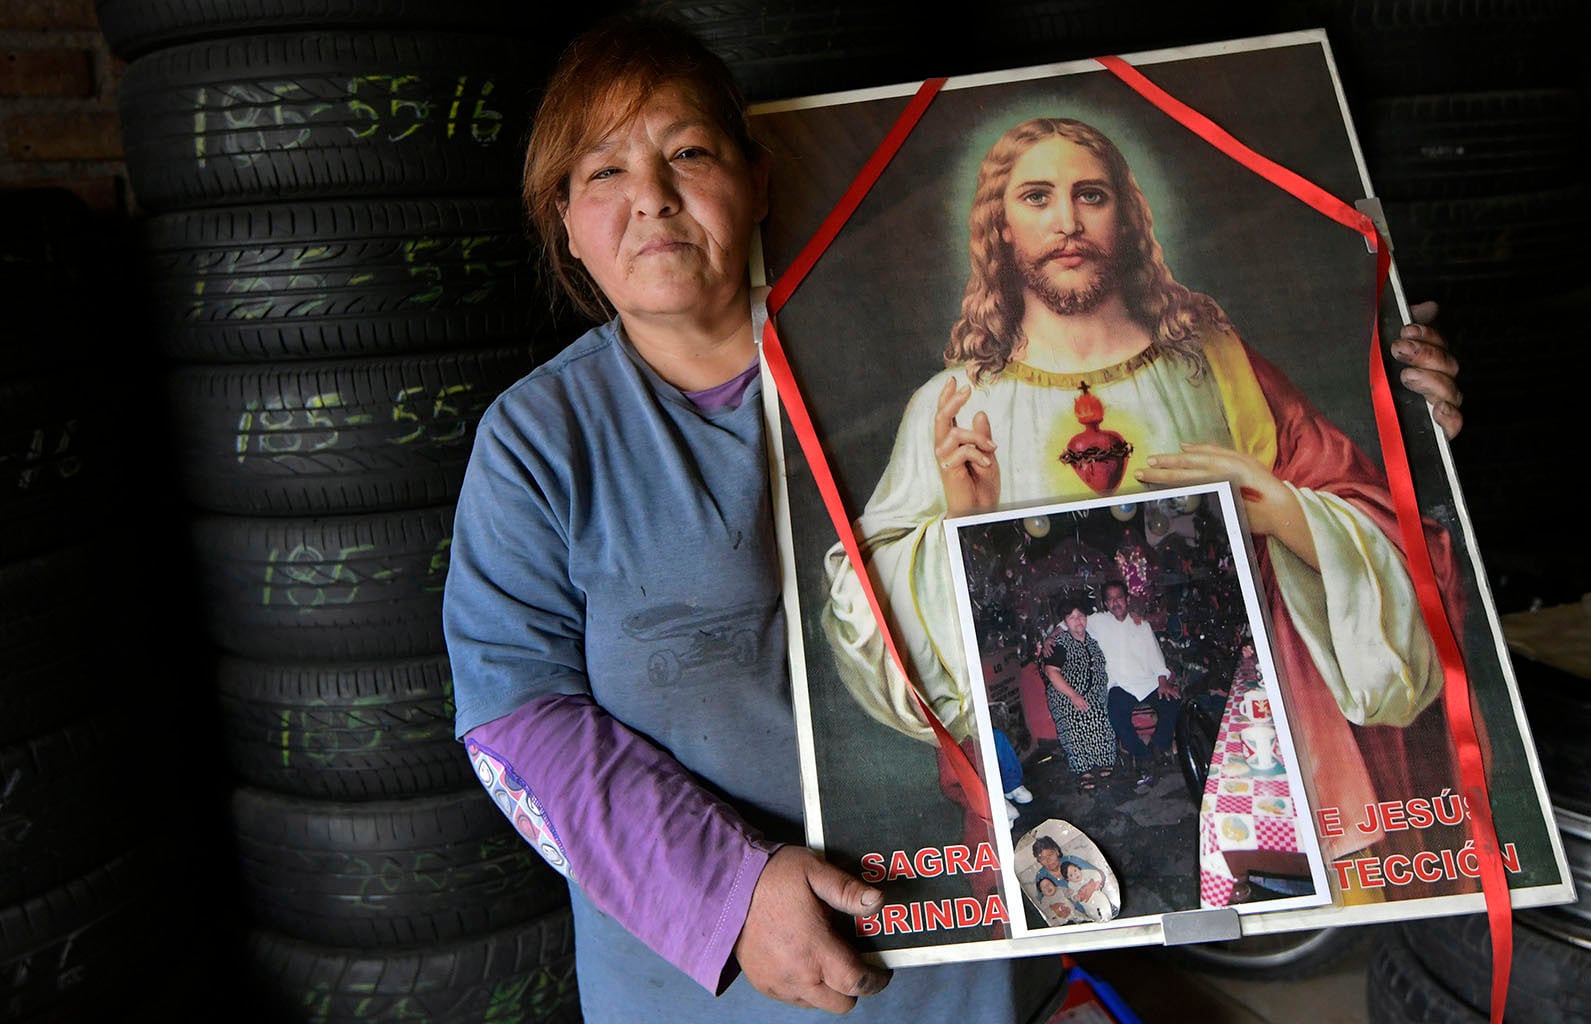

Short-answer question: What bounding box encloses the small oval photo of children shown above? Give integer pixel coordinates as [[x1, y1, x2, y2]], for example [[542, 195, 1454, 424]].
[[1016, 819, 1120, 927]]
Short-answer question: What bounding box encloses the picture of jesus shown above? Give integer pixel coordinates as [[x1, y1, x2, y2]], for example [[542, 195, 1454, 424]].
[[816, 115, 1474, 895]]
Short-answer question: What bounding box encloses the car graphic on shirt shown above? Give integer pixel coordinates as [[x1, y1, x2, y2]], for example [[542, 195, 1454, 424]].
[[621, 601, 762, 685]]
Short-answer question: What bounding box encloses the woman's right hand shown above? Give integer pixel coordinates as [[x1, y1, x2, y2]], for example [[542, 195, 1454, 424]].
[[1067, 691, 1089, 713], [733, 846, 893, 1013], [934, 377, 1000, 515]]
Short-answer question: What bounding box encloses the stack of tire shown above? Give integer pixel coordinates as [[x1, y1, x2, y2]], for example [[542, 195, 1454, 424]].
[[629, 0, 1255, 103], [1326, 0, 1589, 612], [1312, 3, 1591, 1014], [0, 189, 206, 1021], [99, 2, 595, 1019]]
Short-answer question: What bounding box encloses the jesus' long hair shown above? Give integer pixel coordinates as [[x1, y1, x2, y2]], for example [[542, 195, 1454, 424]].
[[946, 118, 1229, 383]]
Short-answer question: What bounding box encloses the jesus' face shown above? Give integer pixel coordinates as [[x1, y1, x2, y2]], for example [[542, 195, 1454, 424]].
[[1000, 136, 1121, 317]]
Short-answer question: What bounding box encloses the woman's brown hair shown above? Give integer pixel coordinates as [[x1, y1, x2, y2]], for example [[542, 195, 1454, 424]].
[[523, 16, 757, 321]]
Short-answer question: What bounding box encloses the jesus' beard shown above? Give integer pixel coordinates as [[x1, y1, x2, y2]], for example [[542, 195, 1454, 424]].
[[1019, 249, 1119, 316]]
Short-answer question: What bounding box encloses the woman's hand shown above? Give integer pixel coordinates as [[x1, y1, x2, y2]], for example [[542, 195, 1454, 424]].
[[733, 846, 893, 1013], [1393, 301, 1462, 440], [1137, 443, 1319, 570], [934, 377, 1000, 515]]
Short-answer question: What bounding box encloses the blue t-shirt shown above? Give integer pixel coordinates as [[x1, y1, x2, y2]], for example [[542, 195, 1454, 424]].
[[445, 316, 1039, 1022]]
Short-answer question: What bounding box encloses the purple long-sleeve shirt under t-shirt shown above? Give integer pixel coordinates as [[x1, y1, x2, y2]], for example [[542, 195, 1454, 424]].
[[444, 312, 1027, 1023], [465, 690, 772, 993]]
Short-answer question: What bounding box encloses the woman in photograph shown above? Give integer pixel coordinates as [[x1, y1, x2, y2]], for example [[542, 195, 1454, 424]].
[[1040, 594, 1118, 788]]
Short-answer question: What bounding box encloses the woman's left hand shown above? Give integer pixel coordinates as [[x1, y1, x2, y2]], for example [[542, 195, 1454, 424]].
[[1393, 301, 1462, 440]]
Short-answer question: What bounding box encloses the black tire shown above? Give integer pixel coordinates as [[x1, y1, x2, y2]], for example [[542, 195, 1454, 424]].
[[0, 849, 162, 1023], [1163, 925, 1366, 980], [1383, 186, 1588, 304], [215, 652, 471, 799], [1544, 806, 1591, 932], [631, 0, 949, 101], [139, 197, 544, 363], [0, 716, 144, 906], [167, 346, 531, 514], [0, 545, 112, 745], [230, 785, 566, 948], [0, 188, 104, 374], [1363, 89, 1581, 201], [188, 504, 454, 659], [942, 0, 1250, 82], [1367, 925, 1484, 1024], [1300, 0, 1582, 98], [1175, 695, 1218, 805], [0, 374, 110, 562], [243, 910, 579, 1024], [1398, 911, 1591, 1021], [94, 0, 551, 60], [117, 32, 545, 211], [635, 0, 1243, 102]]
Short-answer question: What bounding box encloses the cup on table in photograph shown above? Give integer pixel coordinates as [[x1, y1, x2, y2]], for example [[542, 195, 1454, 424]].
[[1241, 690, 1272, 722], [1241, 724, 1277, 769]]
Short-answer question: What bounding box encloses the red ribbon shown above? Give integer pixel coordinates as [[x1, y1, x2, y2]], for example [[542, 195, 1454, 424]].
[[1095, 54, 1511, 1021], [760, 77, 994, 822]]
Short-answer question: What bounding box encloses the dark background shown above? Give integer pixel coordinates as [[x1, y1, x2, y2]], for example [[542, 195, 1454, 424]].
[[3, 0, 1584, 1015]]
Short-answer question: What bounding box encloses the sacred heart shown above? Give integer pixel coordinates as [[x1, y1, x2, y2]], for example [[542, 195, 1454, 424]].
[[1060, 382, 1133, 495]]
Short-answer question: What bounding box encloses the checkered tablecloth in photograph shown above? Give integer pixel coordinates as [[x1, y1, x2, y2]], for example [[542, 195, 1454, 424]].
[[1197, 677, 1302, 908]]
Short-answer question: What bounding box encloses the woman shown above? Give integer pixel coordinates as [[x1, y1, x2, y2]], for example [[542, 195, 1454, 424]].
[[443, 16, 1026, 1022], [1040, 596, 1117, 788], [442, 13, 1465, 1022]]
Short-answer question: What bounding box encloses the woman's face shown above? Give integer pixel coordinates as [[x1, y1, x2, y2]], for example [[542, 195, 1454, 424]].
[[561, 81, 767, 331], [1064, 607, 1088, 640]]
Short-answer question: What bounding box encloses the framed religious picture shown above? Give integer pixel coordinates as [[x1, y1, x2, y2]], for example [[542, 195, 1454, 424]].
[[752, 28, 1574, 966]]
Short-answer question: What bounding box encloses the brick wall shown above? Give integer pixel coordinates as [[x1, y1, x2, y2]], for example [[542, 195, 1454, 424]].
[[0, 0, 128, 212]]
